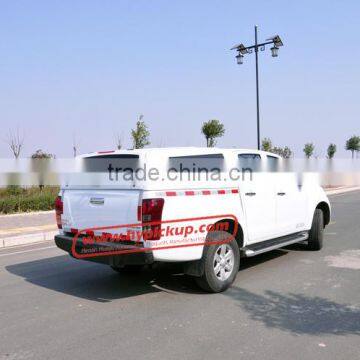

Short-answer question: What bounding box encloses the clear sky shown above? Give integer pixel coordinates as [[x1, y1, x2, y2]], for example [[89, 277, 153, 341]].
[[0, 0, 359, 158]]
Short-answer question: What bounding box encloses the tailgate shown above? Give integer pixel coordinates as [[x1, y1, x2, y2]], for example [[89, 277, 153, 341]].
[[61, 189, 141, 233]]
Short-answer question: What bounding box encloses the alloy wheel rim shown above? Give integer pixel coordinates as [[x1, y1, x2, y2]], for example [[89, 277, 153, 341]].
[[213, 244, 234, 281]]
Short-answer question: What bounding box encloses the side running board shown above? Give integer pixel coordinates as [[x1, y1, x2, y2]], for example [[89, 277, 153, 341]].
[[243, 232, 309, 257]]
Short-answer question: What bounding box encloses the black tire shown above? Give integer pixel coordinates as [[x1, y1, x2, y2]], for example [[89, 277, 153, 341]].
[[195, 232, 240, 293], [111, 265, 144, 273], [307, 208, 324, 251]]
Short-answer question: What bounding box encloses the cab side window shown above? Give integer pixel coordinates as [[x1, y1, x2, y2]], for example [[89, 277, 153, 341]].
[[267, 155, 279, 172], [238, 153, 261, 172]]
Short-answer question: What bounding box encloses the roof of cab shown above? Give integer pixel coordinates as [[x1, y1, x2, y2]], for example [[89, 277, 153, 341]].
[[81, 147, 278, 158]]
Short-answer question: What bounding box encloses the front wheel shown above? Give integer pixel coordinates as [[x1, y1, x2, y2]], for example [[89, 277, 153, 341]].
[[195, 233, 240, 293], [307, 209, 324, 251]]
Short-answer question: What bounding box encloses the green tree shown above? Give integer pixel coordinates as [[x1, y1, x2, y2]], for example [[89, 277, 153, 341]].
[[201, 119, 225, 147], [282, 146, 293, 159], [327, 143, 337, 159], [303, 143, 314, 158], [131, 115, 150, 149], [271, 146, 293, 159], [345, 135, 360, 159], [261, 138, 272, 152], [31, 149, 55, 159], [31, 150, 55, 190], [261, 138, 292, 158]]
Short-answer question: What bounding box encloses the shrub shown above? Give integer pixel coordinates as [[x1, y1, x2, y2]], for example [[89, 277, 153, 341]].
[[0, 186, 59, 214]]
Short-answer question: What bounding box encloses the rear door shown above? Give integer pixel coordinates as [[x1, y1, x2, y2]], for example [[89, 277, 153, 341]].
[[61, 153, 142, 234], [238, 153, 277, 244], [61, 189, 141, 234]]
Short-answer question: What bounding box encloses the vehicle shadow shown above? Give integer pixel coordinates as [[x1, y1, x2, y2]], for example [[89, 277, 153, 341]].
[[225, 286, 360, 336], [283, 242, 311, 251], [5, 255, 203, 302], [240, 249, 288, 270], [6, 250, 289, 302]]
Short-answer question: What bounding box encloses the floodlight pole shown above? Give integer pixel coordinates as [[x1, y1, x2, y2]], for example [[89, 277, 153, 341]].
[[232, 27, 283, 151], [255, 25, 260, 150]]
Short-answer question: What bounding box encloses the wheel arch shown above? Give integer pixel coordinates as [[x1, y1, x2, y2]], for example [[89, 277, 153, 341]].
[[183, 218, 244, 277], [316, 201, 330, 226], [212, 218, 244, 249]]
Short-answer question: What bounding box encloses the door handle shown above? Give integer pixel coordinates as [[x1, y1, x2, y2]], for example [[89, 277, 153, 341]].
[[277, 192, 286, 196], [245, 192, 256, 196]]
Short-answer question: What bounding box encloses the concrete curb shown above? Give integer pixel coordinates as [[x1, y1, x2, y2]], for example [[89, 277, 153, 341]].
[[325, 186, 360, 195], [0, 210, 53, 218], [0, 230, 58, 249]]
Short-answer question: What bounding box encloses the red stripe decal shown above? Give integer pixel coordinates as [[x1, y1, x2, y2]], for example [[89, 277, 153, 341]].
[[166, 189, 238, 196], [166, 191, 177, 196], [97, 150, 115, 154]]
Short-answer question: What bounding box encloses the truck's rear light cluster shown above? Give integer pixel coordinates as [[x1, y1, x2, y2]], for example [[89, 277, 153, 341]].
[[141, 198, 164, 240], [54, 196, 63, 229]]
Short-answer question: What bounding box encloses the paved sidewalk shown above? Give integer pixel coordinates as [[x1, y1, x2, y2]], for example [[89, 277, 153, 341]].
[[0, 211, 54, 229], [0, 212, 56, 248], [324, 186, 360, 195]]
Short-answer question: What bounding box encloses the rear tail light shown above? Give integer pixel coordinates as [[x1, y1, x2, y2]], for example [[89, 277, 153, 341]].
[[137, 205, 142, 222], [54, 196, 63, 229], [141, 198, 164, 240]]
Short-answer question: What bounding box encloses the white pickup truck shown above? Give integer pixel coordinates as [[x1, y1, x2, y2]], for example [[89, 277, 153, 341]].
[[55, 147, 331, 292]]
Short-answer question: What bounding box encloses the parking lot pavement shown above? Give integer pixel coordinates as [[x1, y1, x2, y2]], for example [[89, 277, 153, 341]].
[[0, 191, 359, 360]]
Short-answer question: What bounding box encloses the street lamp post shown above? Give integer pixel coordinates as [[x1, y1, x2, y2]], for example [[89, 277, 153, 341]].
[[254, 26, 260, 151], [231, 26, 283, 150]]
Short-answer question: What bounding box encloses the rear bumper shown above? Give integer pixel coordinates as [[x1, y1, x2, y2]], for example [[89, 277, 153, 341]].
[[54, 234, 154, 267]]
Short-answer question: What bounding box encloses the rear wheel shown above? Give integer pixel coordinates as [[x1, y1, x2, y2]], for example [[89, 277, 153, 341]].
[[195, 232, 240, 293], [307, 209, 324, 251]]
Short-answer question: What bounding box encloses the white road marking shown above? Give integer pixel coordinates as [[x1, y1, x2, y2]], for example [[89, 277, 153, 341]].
[[0, 245, 57, 257]]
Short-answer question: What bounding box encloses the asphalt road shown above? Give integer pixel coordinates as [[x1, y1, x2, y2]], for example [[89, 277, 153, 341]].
[[0, 192, 359, 360]]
